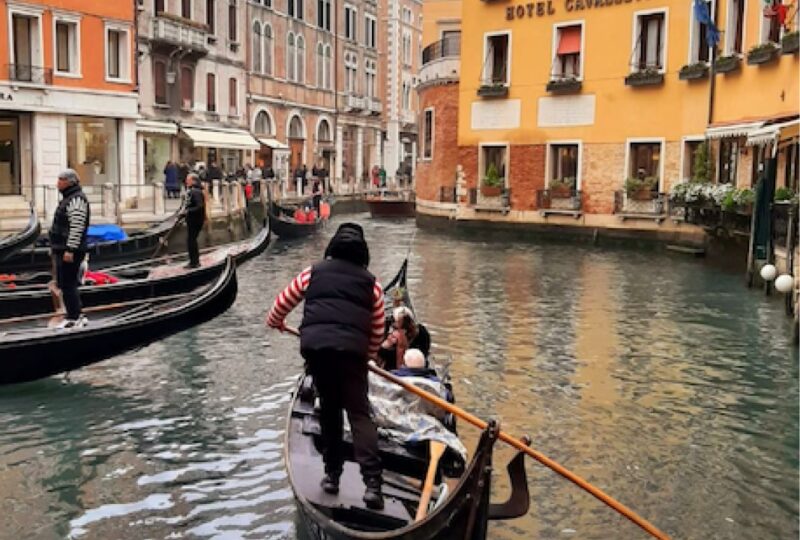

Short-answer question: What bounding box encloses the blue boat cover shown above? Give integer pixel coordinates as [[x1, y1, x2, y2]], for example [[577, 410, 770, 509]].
[[86, 224, 128, 245]]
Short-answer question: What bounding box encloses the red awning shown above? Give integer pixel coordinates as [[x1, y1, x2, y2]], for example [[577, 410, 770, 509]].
[[557, 26, 581, 55]]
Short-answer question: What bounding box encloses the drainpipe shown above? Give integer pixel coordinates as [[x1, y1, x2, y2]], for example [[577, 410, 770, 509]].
[[333, 0, 339, 191], [133, 0, 140, 93]]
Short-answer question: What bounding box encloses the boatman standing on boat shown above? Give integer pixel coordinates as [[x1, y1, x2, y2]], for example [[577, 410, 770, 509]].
[[49, 168, 90, 329], [181, 173, 206, 269], [267, 223, 386, 510]]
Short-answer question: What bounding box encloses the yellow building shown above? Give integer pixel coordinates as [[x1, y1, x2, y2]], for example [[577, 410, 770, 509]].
[[416, 0, 798, 239]]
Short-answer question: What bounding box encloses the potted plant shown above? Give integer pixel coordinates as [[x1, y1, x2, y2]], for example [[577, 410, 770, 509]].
[[747, 42, 780, 65], [546, 77, 582, 93], [624, 67, 664, 87], [481, 162, 503, 196], [549, 178, 574, 198], [714, 54, 741, 73], [678, 62, 709, 81], [625, 176, 658, 200], [782, 31, 799, 54], [775, 186, 796, 201]]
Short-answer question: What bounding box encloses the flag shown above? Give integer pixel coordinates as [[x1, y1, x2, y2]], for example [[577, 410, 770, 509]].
[[694, 0, 721, 48]]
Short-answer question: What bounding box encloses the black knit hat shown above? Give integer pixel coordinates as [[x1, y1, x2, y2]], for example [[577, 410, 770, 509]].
[[325, 222, 369, 267]]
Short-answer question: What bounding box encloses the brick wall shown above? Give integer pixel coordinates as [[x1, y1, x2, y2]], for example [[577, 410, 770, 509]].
[[581, 143, 625, 214], [416, 83, 460, 201], [509, 145, 545, 210]]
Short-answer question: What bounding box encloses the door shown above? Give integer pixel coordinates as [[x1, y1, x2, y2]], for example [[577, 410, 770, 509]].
[[289, 139, 304, 172], [0, 117, 20, 195]]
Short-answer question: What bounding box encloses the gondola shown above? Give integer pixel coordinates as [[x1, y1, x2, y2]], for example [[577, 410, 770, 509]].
[[0, 210, 182, 273], [0, 205, 40, 262], [0, 256, 238, 386], [365, 191, 416, 218], [0, 221, 270, 318], [285, 260, 531, 539], [268, 201, 324, 239]]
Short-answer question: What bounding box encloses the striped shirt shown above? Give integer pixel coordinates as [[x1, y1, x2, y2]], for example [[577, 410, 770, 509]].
[[267, 266, 385, 358], [65, 196, 89, 251]]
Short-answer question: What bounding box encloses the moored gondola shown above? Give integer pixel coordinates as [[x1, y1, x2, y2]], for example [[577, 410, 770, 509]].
[[285, 260, 531, 539], [365, 191, 416, 218], [0, 221, 270, 318], [0, 256, 238, 386], [0, 205, 40, 263], [268, 201, 325, 239]]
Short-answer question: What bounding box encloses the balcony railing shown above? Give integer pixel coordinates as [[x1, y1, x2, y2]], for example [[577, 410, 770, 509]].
[[345, 94, 364, 111], [613, 190, 668, 216], [422, 35, 461, 65], [152, 14, 208, 54], [536, 189, 583, 211], [6, 64, 52, 85], [366, 97, 382, 115]]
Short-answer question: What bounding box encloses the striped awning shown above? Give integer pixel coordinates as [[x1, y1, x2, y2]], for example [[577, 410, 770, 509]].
[[258, 137, 290, 150], [137, 120, 178, 135], [705, 121, 763, 140], [746, 119, 800, 146], [181, 126, 261, 150]]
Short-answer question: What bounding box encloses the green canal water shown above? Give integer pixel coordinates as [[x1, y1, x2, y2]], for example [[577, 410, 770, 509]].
[[0, 216, 797, 539]]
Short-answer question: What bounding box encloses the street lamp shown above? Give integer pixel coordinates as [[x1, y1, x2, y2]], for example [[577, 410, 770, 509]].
[[775, 274, 794, 294], [760, 264, 777, 281]]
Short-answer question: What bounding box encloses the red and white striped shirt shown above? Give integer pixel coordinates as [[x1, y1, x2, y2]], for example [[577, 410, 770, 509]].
[[267, 266, 385, 359]]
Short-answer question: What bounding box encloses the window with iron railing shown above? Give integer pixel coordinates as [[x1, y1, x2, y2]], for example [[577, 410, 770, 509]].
[[421, 32, 460, 64]]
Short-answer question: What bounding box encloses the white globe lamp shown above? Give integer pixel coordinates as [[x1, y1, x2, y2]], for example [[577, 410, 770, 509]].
[[760, 264, 777, 282], [774, 274, 794, 294]]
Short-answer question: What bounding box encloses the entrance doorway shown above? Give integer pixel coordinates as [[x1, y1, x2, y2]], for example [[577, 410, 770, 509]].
[[0, 117, 20, 195]]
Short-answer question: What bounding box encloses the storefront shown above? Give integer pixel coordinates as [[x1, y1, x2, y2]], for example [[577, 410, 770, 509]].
[[137, 120, 178, 185], [179, 125, 260, 175], [65, 116, 120, 188], [0, 113, 23, 195]]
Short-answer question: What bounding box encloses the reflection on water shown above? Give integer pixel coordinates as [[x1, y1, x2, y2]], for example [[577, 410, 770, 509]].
[[0, 217, 796, 539]]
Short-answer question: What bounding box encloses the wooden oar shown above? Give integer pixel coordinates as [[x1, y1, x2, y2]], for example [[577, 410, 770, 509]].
[[415, 440, 446, 521], [280, 325, 669, 540], [152, 214, 185, 258]]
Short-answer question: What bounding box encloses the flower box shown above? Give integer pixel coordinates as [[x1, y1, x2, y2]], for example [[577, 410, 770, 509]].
[[678, 63, 709, 81], [477, 84, 509, 98], [550, 185, 573, 199], [624, 70, 664, 87], [782, 32, 799, 54], [546, 78, 582, 94], [714, 55, 741, 74], [747, 44, 779, 65], [480, 185, 503, 197], [629, 189, 656, 201]]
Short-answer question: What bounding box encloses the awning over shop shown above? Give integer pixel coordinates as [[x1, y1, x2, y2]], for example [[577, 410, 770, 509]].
[[181, 126, 261, 150], [746, 119, 800, 146], [137, 120, 178, 135], [705, 121, 763, 140], [258, 137, 290, 150]]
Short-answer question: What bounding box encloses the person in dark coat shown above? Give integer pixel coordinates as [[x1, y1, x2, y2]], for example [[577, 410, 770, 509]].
[[49, 168, 91, 328], [181, 173, 206, 268], [266, 223, 386, 510], [163, 161, 179, 198]]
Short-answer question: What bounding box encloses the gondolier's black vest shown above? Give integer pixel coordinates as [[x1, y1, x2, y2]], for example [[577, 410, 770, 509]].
[[49, 184, 90, 253], [300, 258, 376, 359]]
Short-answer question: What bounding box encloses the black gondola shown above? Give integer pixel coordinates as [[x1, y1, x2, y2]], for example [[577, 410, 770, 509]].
[[0, 205, 40, 263], [0, 256, 238, 386], [268, 201, 324, 239], [285, 261, 531, 539], [0, 222, 270, 318], [0, 210, 182, 272]]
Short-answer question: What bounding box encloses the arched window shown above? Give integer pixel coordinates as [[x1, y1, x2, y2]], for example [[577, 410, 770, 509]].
[[252, 21, 262, 73], [296, 35, 305, 84], [154, 60, 167, 105], [324, 45, 332, 90], [254, 110, 272, 135], [286, 33, 296, 81], [316, 43, 324, 88], [289, 115, 304, 139], [317, 118, 331, 142], [264, 24, 273, 75]]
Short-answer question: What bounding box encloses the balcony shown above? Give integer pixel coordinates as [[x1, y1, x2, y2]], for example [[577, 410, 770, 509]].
[[419, 35, 460, 87], [421, 35, 460, 65], [613, 190, 668, 222], [345, 94, 364, 111], [5, 64, 52, 85], [151, 13, 208, 58], [536, 189, 583, 218], [366, 97, 382, 115]]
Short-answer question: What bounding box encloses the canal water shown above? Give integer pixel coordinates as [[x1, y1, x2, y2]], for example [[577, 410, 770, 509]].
[[0, 215, 797, 539]]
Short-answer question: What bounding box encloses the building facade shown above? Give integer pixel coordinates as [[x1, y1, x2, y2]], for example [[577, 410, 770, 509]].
[[416, 0, 798, 233], [0, 0, 138, 217]]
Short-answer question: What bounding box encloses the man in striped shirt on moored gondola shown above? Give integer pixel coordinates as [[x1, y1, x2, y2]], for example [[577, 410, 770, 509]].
[[267, 222, 386, 510]]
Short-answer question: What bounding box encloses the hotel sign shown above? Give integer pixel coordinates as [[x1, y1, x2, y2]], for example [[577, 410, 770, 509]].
[[506, 0, 636, 19]]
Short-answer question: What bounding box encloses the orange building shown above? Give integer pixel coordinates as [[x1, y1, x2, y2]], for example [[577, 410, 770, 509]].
[[0, 0, 138, 217]]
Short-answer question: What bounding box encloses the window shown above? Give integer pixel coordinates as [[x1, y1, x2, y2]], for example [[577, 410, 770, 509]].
[[422, 109, 434, 160], [182, 0, 192, 18], [106, 27, 130, 81], [316, 43, 324, 87], [264, 24, 273, 75], [482, 33, 509, 85], [683, 139, 704, 180], [726, 0, 745, 54], [206, 73, 216, 112], [761, 0, 784, 44], [481, 145, 507, 184], [345, 52, 357, 93], [690, 1, 711, 63], [287, 33, 296, 81], [786, 142, 799, 193], [289, 0, 304, 19], [155, 0, 165, 14], [181, 66, 194, 109], [206, 0, 215, 34], [229, 1, 237, 41], [718, 139, 738, 184], [549, 144, 579, 188], [402, 7, 411, 24], [296, 35, 305, 83], [324, 45, 332, 89], [401, 82, 410, 110], [628, 142, 661, 182], [229, 77, 237, 115], [365, 15, 377, 48], [633, 12, 665, 71], [11, 12, 43, 83], [254, 110, 272, 134], [289, 116, 304, 139], [154, 60, 167, 105], [552, 24, 581, 80], [365, 59, 376, 97], [345, 6, 356, 40], [750, 144, 768, 186], [402, 31, 411, 65], [55, 19, 79, 75], [317, 119, 331, 142], [318, 0, 331, 31], [252, 21, 262, 73]]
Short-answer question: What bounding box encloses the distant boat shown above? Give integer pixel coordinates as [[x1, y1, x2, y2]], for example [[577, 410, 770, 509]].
[[268, 201, 325, 239], [366, 190, 416, 218], [0, 206, 40, 263]]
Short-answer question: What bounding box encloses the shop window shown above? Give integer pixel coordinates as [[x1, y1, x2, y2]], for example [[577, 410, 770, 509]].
[[206, 73, 216, 112], [55, 19, 79, 75], [181, 66, 194, 109], [365, 15, 377, 49], [482, 33, 510, 85], [254, 110, 272, 134], [264, 24, 273, 75], [422, 109, 434, 160], [182, 0, 192, 18], [155, 0, 165, 14], [632, 12, 665, 71], [229, 1, 237, 41], [726, 0, 745, 54], [154, 60, 167, 105], [318, 0, 331, 31], [206, 0, 215, 34], [549, 144, 579, 188], [718, 139, 738, 184], [289, 0, 304, 20], [66, 117, 119, 187], [552, 25, 582, 80], [628, 142, 661, 183], [106, 26, 130, 81], [11, 13, 43, 82], [252, 21, 262, 73], [345, 5, 356, 40], [761, 0, 784, 44], [296, 36, 305, 84], [690, 1, 711, 63], [229, 77, 237, 115]]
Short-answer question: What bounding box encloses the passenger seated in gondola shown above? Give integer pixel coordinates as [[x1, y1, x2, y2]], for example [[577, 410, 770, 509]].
[[305, 206, 318, 222], [293, 207, 308, 223], [378, 306, 431, 371], [392, 349, 454, 404]]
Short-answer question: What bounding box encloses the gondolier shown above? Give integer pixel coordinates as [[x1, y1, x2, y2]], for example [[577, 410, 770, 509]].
[[49, 168, 90, 329], [182, 173, 206, 269], [267, 223, 386, 509]]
